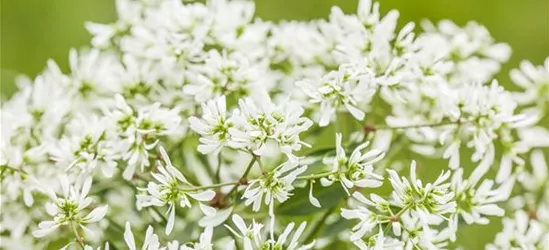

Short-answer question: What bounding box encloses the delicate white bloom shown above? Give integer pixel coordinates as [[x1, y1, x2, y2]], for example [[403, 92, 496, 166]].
[[448, 81, 526, 163], [124, 222, 162, 250], [189, 96, 232, 154], [33, 176, 108, 238], [487, 210, 549, 250], [225, 214, 264, 250], [420, 20, 511, 83], [49, 115, 118, 177], [387, 161, 456, 227], [108, 94, 182, 179], [184, 51, 263, 102], [180, 227, 215, 250], [225, 214, 314, 250], [321, 133, 384, 194], [229, 93, 312, 161], [297, 63, 376, 126], [136, 147, 215, 235], [67, 49, 123, 99], [451, 168, 512, 226], [242, 162, 307, 214], [519, 150, 548, 192], [510, 58, 549, 105], [267, 221, 314, 250], [341, 192, 385, 242], [198, 204, 233, 228]]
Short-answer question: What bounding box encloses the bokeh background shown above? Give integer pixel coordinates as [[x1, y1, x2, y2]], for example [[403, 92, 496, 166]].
[[1, 0, 548, 248]]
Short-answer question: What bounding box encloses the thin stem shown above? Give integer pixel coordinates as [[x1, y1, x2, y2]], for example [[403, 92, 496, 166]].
[[383, 205, 411, 235], [214, 152, 223, 184], [257, 157, 267, 173], [71, 222, 85, 249], [180, 181, 239, 192], [0, 165, 28, 177], [223, 155, 258, 203], [297, 168, 359, 181], [376, 120, 463, 131], [296, 170, 337, 181]]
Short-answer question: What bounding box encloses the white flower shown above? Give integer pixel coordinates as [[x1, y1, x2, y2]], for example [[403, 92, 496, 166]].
[[321, 133, 384, 194], [225, 214, 264, 250], [352, 228, 391, 250], [229, 93, 312, 161], [189, 96, 232, 154], [33, 176, 108, 238], [510, 58, 549, 105], [267, 221, 314, 250], [108, 94, 182, 179], [451, 168, 512, 226], [448, 80, 526, 163], [242, 162, 307, 214], [198, 204, 233, 228], [124, 222, 162, 250], [67, 49, 123, 99], [297, 63, 376, 127], [49, 115, 118, 177], [341, 192, 384, 242], [225, 214, 313, 250], [420, 20, 511, 83], [183, 50, 262, 102], [387, 161, 456, 227], [85, 0, 144, 48], [487, 210, 549, 250], [136, 146, 215, 235], [519, 150, 548, 192], [180, 227, 216, 250]]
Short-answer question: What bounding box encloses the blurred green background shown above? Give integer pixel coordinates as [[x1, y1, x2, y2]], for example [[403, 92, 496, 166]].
[[1, 0, 548, 248]]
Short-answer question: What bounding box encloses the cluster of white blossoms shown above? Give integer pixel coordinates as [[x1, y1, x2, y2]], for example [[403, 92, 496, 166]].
[[1, 0, 548, 249]]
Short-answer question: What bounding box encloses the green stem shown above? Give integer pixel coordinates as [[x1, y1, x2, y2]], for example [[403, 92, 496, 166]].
[[376, 120, 465, 131], [214, 152, 223, 184], [71, 222, 85, 249], [383, 205, 411, 235], [223, 155, 258, 203], [296, 171, 337, 181], [0, 165, 28, 177], [180, 181, 239, 192]]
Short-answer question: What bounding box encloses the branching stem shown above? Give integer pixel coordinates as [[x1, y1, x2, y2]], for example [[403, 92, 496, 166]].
[[223, 155, 258, 203]]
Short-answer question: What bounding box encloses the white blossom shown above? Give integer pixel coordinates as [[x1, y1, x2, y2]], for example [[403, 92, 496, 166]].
[[321, 133, 384, 194], [136, 147, 215, 235], [242, 162, 307, 214], [510, 58, 549, 105], [297, 63, 376, 127], [33, 176, 108, 238], [189, 96, 232, 154]]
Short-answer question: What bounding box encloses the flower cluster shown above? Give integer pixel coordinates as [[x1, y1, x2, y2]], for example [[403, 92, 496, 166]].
[[1, 0, 548, 249]]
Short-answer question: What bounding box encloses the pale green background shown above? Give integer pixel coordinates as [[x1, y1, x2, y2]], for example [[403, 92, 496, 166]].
[[1, 0, 548, 248]]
